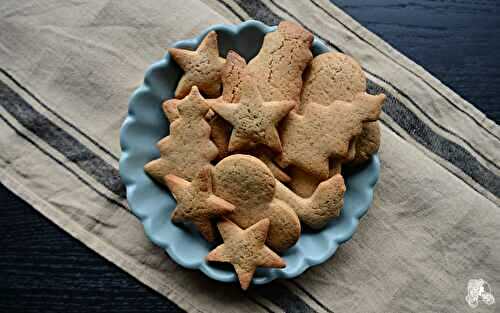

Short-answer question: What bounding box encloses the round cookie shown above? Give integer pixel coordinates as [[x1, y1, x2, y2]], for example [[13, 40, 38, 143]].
[[213, 154, 300, 252]]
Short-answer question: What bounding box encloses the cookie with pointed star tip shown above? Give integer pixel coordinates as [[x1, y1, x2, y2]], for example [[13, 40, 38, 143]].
[[206, 218, 286, 290], [168, 31, 225, 98], [165, 166, 235, 242], [213, 154, 300, 252], [219, 51, 291, 181], [210, 70, 296, 153], [247, 21, 313, 102], [277, 92, 385, 180], [144, 86, 219, 183], [207, 50, 250, 159]]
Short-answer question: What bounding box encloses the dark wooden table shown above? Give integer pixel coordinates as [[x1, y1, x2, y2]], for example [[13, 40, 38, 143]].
[[1, 1, 499, 312]]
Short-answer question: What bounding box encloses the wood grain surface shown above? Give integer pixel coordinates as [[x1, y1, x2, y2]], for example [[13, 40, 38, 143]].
[[335, 0, 500, 122], [1, 1, 499, 312]]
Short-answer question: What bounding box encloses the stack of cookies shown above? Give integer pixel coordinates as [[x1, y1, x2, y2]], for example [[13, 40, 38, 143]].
[[144, 21, 385, 290]]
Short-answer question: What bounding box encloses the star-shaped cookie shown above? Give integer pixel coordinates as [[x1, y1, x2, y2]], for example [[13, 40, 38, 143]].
[[165, 167, 235, 242], [210, 73, 296, 153], [168, 31, 225, 98], [144, 86, 219, 182], [206, 218, 286, 290], [277, 93, 385, 179]]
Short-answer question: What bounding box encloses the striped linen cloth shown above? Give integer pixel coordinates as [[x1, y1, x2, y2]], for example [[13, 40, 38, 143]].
[[0, 1, 498, 312]]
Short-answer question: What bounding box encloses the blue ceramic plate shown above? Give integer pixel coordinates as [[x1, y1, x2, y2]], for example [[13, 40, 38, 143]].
[[120, 20, 380, 285]]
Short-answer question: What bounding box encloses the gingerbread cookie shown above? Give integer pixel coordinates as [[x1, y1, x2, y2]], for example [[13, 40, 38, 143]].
[[206, 218, 286, 290], [221, 50, 247, 103], [208, 50, 250, 159], [219, 51, 290, 179], [210, 72, 296, 153], [274, 174, 346, 229], [164, 51, 248, 159], [162, 97, 230, 160], [165, 167, 235, 242], [144, 86, 219, 182], [277, 92, 385, 179], [300, 52, 382, 164], [247, 21, 313, 102], [168, 31, 225, 98], [286, 52, 380, 196], [213, 154, 300, 252]]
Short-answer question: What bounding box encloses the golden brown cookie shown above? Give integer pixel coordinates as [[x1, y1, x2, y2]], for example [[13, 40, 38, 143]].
[[168, 31, 225, 98], [213, 154, 300, 252], [277, 93, 385, 180], [144, 86, 219, 182], [221, 50, 247, 103], [162, 98, 230, 160], [208, 50, 250, 159], [165, 167, 235, 242], [287, 52, 382, 196], [300, 52, 366, 112], [247, 21, 313, 102], [300, 52, 382, 164], [274, 174, 346, 229], [206, 218, 286, 290], [165, 51, 248, 160], [219, 51, 290, 179], [210, 72, 296, 153]]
